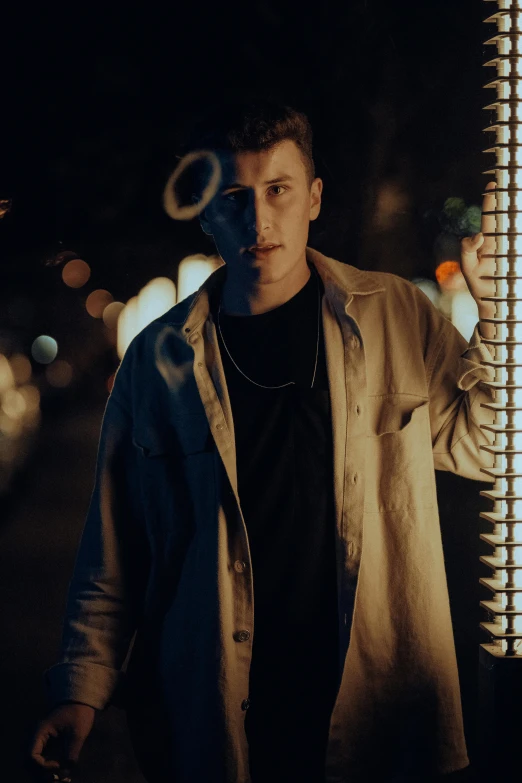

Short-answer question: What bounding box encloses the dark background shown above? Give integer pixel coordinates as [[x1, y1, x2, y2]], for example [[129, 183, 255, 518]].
[[0, 1, 507, 781], [2, 0, 488, 292]]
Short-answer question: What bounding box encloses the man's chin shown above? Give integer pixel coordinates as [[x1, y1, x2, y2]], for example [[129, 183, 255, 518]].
[[223, 253, 262, 271]]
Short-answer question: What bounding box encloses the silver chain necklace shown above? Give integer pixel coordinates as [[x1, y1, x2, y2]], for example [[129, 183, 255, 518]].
[[217, 267, 321, 390]]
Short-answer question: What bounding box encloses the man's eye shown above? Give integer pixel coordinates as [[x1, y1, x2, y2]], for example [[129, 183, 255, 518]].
[[223, 191, 242, 202], [270, 185, 286, 195]]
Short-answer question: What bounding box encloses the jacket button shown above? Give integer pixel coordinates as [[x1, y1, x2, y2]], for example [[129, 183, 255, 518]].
[[241, 698, 250, 711], [234, 560, 247, 573], [234, 630, 251, 642]]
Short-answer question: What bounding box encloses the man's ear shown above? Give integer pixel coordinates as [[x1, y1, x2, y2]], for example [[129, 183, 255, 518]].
[[192, 194, 213, 236], [309, 177, 323, 222]]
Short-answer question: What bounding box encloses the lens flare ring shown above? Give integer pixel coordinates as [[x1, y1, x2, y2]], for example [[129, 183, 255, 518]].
[[163, 150, 222, 221]]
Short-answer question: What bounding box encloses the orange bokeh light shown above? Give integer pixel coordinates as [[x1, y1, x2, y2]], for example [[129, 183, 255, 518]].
[[435, 261, 461, 286], [46, 360, 73, 388], [62, 259, 91, 288], [86, 289, 114, 318]]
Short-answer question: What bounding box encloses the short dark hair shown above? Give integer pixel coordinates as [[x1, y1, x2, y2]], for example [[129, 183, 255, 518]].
[[178, 99, 315, 199]]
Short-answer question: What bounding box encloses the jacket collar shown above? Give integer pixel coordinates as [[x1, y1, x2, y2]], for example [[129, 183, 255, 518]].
[[167, 246, 385, 338]]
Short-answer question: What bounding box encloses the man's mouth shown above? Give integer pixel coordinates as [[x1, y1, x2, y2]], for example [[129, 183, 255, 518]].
[[246, 244, 281, 254]]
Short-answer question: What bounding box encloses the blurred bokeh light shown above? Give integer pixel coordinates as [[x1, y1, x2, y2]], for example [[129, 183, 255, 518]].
[[62, 259, 91, 288], [177, 254, 223, 302], [86, 289, 114, 318], [117, 278, 177, 359], [0, 355, 16, 393], [102, 301, 125, 330], [435, 261, 461, 288], [117, 296, 138, 360], [45, 360, 74, 388], [450, 290, 479, 343], [2, 388, 27, 419], [31, 336, 58, 365], [137, 278, 176, 333], [0, 413, 22, 437], [9, 354, 32, 385], [18, 384, 41, 416], [411, 278, 441, 308]]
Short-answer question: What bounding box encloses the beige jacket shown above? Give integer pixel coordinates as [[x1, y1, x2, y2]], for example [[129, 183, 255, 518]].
[[46, 247, 495, 782]]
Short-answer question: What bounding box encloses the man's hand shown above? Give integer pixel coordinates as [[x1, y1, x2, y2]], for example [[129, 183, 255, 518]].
[[30, 703, 96, 780], [460, 181, 497, 340]]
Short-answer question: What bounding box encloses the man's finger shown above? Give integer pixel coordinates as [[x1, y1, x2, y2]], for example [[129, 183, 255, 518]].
[[461, 234, 484, 263], [30, 751, 60, 770], [31, 726, 57, 756], [30, 728, 61, 770]]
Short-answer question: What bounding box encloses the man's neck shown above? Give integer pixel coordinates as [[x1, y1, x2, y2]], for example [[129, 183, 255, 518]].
[[219, 261, 312, 317]]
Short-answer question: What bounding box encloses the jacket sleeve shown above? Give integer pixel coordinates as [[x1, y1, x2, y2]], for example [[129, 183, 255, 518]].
[[427, 309, 497, 483], [44, 340, 149, 710]]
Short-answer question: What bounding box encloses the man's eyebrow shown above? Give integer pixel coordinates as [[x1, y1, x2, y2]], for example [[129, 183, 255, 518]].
[[221, 175, 295, 190], [264, 175, 295, 184]]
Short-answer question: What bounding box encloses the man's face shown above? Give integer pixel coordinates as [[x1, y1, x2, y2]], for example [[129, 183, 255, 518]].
[[198, 139, 323, 283]]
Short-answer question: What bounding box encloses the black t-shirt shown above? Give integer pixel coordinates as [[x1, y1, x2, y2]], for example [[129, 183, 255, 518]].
[[212, 264, 340, 783]]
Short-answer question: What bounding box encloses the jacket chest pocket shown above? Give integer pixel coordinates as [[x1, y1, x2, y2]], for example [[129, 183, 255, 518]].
[[364, 397, 435, 513], [132, 413, 213, 460], [131, 415, 216, 539]]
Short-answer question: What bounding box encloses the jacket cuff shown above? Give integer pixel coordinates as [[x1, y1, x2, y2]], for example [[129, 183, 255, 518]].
[[44, 661, 123, 711], [457, 321, 495, 392]]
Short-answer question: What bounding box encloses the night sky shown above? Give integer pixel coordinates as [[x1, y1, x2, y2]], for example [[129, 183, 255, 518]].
[[1, 0, 490, 380]]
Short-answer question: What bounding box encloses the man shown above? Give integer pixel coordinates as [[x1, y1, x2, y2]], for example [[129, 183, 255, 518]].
[[31, 100, 497, 783]]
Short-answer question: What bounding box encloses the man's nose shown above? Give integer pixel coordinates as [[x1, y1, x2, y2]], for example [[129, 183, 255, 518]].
[[245, 191, 270, 233]]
